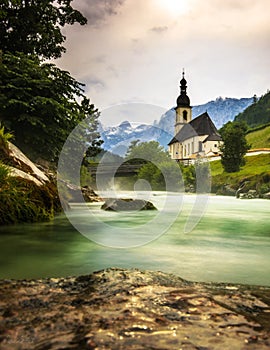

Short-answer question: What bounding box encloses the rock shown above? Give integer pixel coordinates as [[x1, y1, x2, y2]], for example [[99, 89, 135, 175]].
[[101, 198, 157, 211], [263, 192, 270, 199], [240, 190, 259, 199], [217, 184, 236, 196], [60, 181, 101, 203], [0, 268, 270, 350], [8, 166, 44, 187], [5, 142, 49, 183], [0, 142, 62, 224]]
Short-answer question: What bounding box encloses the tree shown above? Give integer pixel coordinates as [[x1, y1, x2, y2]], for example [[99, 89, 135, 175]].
[[220, 121, 250, 173], [125, 141, 182, 191], [0, 0, 87, 59], [234, 90, 270, 128], [0, 2, 103, 162], [253, 94, 258, 104], [125, 141, 171, 163], [0, 52, 102, 161]]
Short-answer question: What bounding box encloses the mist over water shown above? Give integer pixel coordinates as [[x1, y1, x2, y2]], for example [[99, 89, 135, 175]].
[[0, 194, 269, 286]]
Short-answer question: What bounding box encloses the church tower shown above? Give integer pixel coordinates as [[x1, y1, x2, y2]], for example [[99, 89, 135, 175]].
[[175, 71, 192, 135]]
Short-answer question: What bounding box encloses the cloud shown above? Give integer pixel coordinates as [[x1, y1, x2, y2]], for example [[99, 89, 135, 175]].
[[86, 77, 106, 92], [150, 26, 168, 34], [74, 0, 126, 26], [204, 0, 263, 11], [57, 0, 270, 126]]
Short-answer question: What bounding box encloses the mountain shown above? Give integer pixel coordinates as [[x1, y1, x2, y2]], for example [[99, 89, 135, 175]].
[[192, 97, 253, 129], [99, 97, 253, 155], [234, 91, 270, 127]]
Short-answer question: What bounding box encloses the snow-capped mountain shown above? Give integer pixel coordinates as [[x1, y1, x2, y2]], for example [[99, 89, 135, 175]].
[[99, 120, 168, 157], [99, 97, 253, 155]]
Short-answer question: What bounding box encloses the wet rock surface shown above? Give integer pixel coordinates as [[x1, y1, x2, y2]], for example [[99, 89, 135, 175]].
[[0, 268, 270, 349], [101, 199, 157, 211]]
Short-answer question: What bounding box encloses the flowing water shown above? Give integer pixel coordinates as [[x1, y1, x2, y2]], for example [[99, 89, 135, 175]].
[[0, 193, 269, 286]]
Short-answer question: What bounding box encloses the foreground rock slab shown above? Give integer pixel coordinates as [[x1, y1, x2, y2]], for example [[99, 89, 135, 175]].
[[0, 268, 270, 349]]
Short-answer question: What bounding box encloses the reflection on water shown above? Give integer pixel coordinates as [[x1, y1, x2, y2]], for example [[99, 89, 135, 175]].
[[0, 194, 269, 286]]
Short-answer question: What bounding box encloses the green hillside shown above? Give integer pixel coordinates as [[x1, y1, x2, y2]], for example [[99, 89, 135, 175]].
[[234, 91, 270, 127], [210, 153, 270, 195], [246, 124, 270, 149]]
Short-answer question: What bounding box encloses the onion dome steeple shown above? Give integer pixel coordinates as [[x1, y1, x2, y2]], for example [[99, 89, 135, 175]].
[[176, 70, 190, 107]]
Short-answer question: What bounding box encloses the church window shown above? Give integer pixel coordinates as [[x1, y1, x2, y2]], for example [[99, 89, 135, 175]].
[[183, 110, 188, 121], [199, 141, 202, 152]]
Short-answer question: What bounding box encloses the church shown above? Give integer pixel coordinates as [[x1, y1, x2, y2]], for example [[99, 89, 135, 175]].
[[168, 73, 222, 161]]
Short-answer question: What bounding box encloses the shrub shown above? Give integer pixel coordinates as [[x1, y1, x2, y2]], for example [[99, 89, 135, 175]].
[[0, 162, 61, 225]]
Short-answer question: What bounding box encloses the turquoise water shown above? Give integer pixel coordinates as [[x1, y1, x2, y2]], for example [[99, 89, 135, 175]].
[[0, 194, 269, 285]]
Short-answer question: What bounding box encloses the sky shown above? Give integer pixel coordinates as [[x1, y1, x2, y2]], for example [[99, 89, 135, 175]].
[[57, 0, 270, 126]]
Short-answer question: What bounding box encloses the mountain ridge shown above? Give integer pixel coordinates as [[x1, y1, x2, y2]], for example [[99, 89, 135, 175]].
[[99, 96, 253, 155], [234, 91, 270, 127]]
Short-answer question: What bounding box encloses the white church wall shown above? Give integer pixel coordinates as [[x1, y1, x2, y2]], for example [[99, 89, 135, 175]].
[[203, 140, 222, 155]]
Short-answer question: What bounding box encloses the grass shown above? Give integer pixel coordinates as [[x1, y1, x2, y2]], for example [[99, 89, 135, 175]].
[[246, 125, 270, 149], [211, 153, 270, 177], [0, 161, 62, 225], [210, 153, 270, 195]]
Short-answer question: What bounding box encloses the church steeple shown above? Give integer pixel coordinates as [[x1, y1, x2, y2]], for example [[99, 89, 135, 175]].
[[180, 70, 187, 94], [176, 69, 190, 107], [174, 70, 192, 135]]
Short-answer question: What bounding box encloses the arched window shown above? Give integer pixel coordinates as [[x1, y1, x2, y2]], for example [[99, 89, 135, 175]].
[[183, 110, 188, 121]]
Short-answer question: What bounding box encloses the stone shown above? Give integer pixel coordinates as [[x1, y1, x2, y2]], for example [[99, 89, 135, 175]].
[[5, 142, 49, 183], [0, 268, 270, 350], [8, 166, 44, 187], [240, 190, 259, 199], [60, 181, 101, 203], [263, 192, 270, 199], [101, 198, 157, 211]]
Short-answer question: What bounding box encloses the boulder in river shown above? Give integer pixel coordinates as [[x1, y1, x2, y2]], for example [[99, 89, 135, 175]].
[[101, 198, 157, 211], [263, 192, 270, 199]]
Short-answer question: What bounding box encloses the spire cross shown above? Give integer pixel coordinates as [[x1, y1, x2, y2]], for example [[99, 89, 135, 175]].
[[182, 68, 185, 79]]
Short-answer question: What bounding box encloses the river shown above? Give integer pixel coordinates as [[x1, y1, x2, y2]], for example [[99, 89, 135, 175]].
[[0, 193, 269, 286]]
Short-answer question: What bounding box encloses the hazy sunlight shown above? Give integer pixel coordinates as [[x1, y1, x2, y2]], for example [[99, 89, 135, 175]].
[[157, 0, 190, 15]]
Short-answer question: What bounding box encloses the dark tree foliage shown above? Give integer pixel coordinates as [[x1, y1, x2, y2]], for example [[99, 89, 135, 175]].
[[234, 90, 270, 128], [0, 0, 87, 59], [0, 52, 102, 161], [0, 1, 103, 163], [220, 121, 250, 173]]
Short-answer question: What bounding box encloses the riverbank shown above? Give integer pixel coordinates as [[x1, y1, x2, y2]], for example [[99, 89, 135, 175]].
[[0, 140, 101, 225], [0, 268, 270, 349], [210, 153, 270, 197]]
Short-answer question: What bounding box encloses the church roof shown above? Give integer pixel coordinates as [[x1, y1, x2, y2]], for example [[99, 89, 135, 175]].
[[176, 71, 190, 107], [168, 123, 197, 145], [190, 112, 220, 136], [168, 111, 221, 145], [202, 134, 223, 142], [177, 94, 190, 107]]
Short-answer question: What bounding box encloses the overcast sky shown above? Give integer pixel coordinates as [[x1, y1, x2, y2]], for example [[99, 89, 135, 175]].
[[57, 0, 270, 126]]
